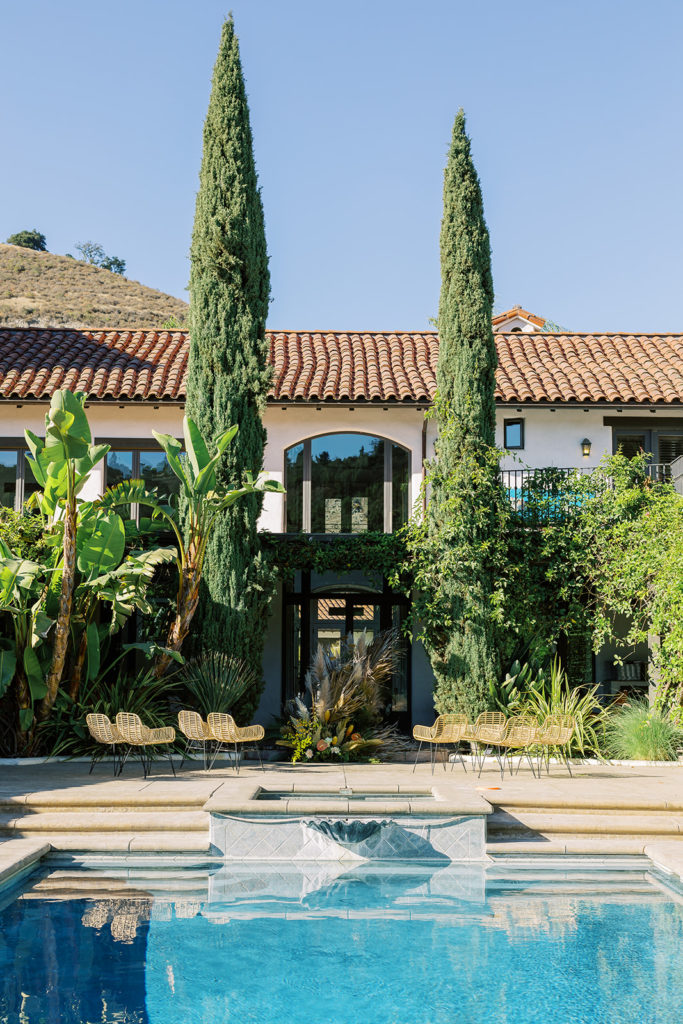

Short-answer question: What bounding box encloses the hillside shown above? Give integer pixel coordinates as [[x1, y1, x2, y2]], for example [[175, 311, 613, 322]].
[[0, 243, 188, 329]]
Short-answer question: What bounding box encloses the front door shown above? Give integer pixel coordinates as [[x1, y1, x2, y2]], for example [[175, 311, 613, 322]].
[[283, 580, 411, 728]]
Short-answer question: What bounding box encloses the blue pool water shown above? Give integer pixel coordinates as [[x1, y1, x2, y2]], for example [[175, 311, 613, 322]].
[[0, 860, 682, 1024]]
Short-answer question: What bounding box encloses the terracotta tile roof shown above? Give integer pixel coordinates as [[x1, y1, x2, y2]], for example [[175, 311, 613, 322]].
[[492, 306, 547, 329], [2, 327, 683, 406], [0, 329, 189, 402]]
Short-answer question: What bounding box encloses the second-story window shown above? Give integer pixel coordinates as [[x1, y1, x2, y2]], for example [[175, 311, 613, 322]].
[[504, 418, 525, 450], [285, 433, 410, 534]]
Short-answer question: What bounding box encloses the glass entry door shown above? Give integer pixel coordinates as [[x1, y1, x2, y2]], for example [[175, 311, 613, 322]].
[[312, 595, 381, 657], [283, 578, 411, 728]]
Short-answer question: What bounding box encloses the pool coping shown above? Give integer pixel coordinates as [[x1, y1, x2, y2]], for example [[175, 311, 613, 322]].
[[203, 780, 493, 817]]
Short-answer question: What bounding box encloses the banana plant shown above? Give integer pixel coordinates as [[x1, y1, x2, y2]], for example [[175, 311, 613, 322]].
[[101, 414, 284, 676], [24, 390, 109, 720], [0, 541, 52, 732], [66, 505, 176, 700]]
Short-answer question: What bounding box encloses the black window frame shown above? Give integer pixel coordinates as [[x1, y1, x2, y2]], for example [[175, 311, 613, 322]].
[[102, 437, 182, 524], [503, 418, 525, 450], [284, 433, 411, 534], [0, 440, 35, 511]]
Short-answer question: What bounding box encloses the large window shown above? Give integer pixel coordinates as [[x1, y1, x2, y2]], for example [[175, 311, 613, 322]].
[[104, 447, 180, 500], [285, 433, 411, 533], [0, 448, 40, 510]]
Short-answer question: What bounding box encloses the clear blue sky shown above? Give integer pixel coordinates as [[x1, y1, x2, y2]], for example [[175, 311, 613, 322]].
[[3, 0, 682, 332]]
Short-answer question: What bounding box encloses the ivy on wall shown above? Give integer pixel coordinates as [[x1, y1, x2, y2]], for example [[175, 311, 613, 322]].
[[262, 531, 408, 585]]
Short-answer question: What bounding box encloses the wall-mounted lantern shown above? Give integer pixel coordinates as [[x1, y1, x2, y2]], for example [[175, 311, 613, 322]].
[[581, 438, 592, 458]]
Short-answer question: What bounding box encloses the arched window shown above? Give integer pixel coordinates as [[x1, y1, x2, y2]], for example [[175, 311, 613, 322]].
[[285, 433, 410, 533]]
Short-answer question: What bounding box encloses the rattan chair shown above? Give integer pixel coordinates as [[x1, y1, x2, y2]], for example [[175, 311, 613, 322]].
[[115, 712, 176, 778], [412, 714, 469, 773], [206, 712, 265, 773], [466, 711, 507, 773], [494, 714, 539, 778], [535, 713, 576, 776], [177, 710, 214, 770], [85, 713, 125, 775]]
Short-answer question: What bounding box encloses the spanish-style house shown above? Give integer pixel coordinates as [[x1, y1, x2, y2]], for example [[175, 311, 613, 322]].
[[2, 308, 683, 725]]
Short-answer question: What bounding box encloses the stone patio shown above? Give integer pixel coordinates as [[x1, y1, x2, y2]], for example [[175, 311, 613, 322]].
[[0, 758, 682, 883]]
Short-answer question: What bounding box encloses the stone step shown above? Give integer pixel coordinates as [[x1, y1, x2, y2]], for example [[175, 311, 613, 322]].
[[488, 795, 683, 813], [33, 832, 213, 853], [488, 809, 683, 837], [486, 838, 653, 856], [0, 811, 209, 834]]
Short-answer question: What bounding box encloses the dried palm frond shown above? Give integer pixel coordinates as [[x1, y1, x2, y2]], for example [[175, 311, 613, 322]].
[[305, 628, 399, 726]]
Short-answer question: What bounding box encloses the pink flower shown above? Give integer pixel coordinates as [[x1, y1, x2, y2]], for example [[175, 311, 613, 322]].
[[316, 739, 329, 751]]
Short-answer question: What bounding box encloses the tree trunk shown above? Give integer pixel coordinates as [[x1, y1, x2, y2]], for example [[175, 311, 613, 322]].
[[39, 484, 77, 721], [68, 626, 89, 701], [155, 567, 201, 678]]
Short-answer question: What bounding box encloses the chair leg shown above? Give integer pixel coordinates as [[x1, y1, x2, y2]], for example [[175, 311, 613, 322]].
[[168, 747, 176, 777], [412, 741, 423, 772], [256, 744, 264, 771], [89, 752, 96, 775], [234, 741, 239, 775], [118, 746, 132, 776]]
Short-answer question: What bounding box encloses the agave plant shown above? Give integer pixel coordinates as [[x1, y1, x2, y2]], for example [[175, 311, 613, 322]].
[[179, 651, 259, 719]]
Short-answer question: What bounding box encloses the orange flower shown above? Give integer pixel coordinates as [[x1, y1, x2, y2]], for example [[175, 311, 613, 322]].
[[351, 733, 362, 742], [316, 739, 329, 751]]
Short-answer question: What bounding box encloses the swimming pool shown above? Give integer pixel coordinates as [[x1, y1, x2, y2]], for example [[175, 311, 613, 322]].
[[1, 858, 681, 1024]]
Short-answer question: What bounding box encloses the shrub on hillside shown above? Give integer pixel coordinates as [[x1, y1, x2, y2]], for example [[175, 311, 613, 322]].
[[6, 230, 47, 251]]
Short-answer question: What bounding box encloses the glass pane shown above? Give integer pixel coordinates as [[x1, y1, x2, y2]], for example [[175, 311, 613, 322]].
[[391, 604, 410, 713], [140, 451, 180, 499], [0, 451, 17, 508], [504, 421, 523, 449], [615, 434, 647, 459], [391, 444, 410, 531], [284, 602, 303, 702], [285, 443, 303, 532], [313, 596, 347, 658], [351, 602, 380, 645], [311, 434, 383, 533], [106, 451, 134, 489], [658, 436, 683, 464]]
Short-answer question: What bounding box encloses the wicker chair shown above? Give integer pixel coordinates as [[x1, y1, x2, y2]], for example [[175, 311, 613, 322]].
[[493, 714, 539, 779], [206, 712, 265, 773], [412, 714, 469, 774], [114, 712, 176, 778], [535, 713, 576, 776], [466, 711, 507, 772], [177, 710, 214, 770], [85, 713, 125, 775]]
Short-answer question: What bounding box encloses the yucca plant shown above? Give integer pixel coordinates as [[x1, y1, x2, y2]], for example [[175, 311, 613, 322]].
[[605, 701, 682, 761], [521, 657, 608, 757], [179, 651, 259, 720]]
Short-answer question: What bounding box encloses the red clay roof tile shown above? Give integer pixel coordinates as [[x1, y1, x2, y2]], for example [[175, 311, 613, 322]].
[[1, 328, 683, 406]]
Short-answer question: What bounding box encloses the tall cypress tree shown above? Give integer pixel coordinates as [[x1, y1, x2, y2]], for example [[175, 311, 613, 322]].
[[437, 109, 496, 445], [186, 16, 272, 716], [417, 110, 502, 718]]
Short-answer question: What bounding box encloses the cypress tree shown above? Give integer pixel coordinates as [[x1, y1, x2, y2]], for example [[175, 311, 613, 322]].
[[186, 16, 272, 717], [421, 110, 502, 718], [437, 109, 496, 445]]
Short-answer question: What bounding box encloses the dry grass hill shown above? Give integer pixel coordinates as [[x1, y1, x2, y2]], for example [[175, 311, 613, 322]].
[[0, 243, 188, 330]]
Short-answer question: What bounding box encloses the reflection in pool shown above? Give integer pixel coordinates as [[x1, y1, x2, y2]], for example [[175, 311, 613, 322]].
[[0, 861, 681, 1024]]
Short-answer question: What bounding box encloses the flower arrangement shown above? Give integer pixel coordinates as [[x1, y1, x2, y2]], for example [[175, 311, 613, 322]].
[[278, 630, 404, 763]]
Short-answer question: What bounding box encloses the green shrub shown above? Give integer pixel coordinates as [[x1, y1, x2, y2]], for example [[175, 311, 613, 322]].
[[178, 652, 258, 721], [605, 701, 682, 761], [521, 657, 608, 757], [40, 667, 180, 759]]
